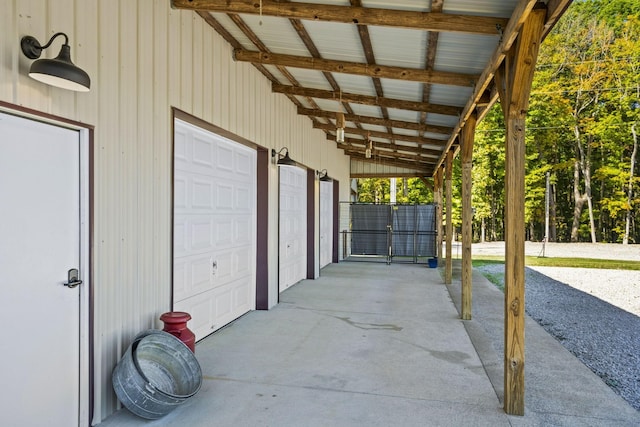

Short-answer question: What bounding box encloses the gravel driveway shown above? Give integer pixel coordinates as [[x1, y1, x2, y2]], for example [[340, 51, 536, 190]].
[[471, 242, 640, 411]]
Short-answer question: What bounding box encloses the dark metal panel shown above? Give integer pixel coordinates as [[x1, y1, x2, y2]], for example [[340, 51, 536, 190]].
[[256, 148, 269, 309]]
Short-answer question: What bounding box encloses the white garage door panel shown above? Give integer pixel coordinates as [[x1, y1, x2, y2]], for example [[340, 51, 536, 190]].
[[174, 119, 256, 342], [173, 215, 215, 257], [175, 275, 253, 340]]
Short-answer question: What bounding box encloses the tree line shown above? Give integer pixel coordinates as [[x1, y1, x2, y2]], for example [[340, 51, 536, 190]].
[[357, 0, 639, 244]]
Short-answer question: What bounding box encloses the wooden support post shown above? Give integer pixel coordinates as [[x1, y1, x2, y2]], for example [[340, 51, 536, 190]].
[[444, 150, 453, 284], [461, 112, 477, 320], [434, 168, 443, 263], [496, 4, 546, 416]]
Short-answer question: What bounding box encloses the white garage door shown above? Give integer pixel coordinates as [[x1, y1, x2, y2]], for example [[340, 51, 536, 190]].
[[173, 119, 256, 341], [319, 180, 333, 269], [279, 166, 307, 292]]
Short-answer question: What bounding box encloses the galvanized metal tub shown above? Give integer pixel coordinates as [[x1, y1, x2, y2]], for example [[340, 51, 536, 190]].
[[112, 329, 202, 419]]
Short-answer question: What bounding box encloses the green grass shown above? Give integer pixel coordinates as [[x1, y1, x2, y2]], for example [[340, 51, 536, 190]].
[[471, 256, 640, 271], [470, 254, 639, 298]]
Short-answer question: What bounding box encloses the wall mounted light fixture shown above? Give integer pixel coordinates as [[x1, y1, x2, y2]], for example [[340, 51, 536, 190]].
[[318, 169, 332, 182], [271, 147, 297, 166], [21, 32, 91, 92]]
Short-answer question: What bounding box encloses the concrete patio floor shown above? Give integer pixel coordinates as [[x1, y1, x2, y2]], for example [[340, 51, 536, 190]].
[[98, 261, 640, 426]]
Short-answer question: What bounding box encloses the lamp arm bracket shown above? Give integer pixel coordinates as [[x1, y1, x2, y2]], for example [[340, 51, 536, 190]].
[[21, 32, 69, 59]]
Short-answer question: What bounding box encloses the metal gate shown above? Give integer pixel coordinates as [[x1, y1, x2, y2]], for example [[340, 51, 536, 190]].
[[340, 203, 437, 264]]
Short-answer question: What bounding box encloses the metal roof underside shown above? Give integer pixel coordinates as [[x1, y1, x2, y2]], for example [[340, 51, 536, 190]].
[[171, 0, 573, 178]]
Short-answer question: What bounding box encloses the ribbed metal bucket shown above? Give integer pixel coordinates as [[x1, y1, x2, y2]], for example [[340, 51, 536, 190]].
[[112, 329, 202, 419]]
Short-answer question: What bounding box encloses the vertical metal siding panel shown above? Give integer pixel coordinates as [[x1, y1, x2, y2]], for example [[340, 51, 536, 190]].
[[228, 46, 237, 133], [249, 64, 258, 142], [180, 12, 193, 111], [16, 0, 49, 111], [75, 0, 99, 125], [243, 62, 249, 137], [48, 0, 76, 117], [261, 72, 271, 146], [192, 14, 204, 119], [0, 0, 16, 101], [264, 78, 273, 147], [153, 0, 171, 321], [168, 8, 181, 110], [242, 62, 251, 139], [203, 29, 214, 122], [97, 0, 122, 416], [219, 28, 231, 129], [137, 2, 154, 334], [119, 0, 138, 345], [212, 29, 223, 126]]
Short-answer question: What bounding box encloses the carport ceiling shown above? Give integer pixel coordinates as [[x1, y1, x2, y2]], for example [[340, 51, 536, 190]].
[[172, 0, 572, 177]]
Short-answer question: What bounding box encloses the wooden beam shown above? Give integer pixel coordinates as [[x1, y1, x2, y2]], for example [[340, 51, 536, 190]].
[[315, 123, 447, 146], [341, 144, 436, 165], [173, 0, 509, 35], [420, 0, 443, 125], [234, 49, 478, 87], [461, 112, 477, 321], [419, 177, 434, 191], [299, 107, 453, 135], [444, 150, 454, 285], [500, 5, 546, 416], [272, 84, 462, 116], [351, 172, 428, 178], [340, 137, 442, 157], [347, 152, 432, 173]]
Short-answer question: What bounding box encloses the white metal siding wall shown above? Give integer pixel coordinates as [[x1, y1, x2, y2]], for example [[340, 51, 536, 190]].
[[0, 0, 350, 422]]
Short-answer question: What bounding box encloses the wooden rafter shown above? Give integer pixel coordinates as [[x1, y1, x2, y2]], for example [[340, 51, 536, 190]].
[[349, 0, 393, 143], [272, 84, 462, 116], [420, 0, 443, 126], [233, 50, 478, 87], [315, 123, 447, 147], [285, 12, 361, 129], [299, 107, 453, 135], [340, 138, 441, 157], [172, 0, 509, 35], [343, 147, 436, 166], [345, 151, 432, 173]]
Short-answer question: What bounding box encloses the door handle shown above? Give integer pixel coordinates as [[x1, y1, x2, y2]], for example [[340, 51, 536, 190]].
[[64, 268, 83, 288]]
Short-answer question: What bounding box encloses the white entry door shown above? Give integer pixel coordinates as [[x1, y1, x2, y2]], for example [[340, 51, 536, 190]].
[[319, 180, 333, 269], [0, 112, 86, 426], [279, 166, 307, 292], [173, 119, 256, 341]]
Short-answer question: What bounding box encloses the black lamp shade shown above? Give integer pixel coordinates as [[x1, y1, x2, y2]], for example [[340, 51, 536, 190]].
[[277, 151, 297, 166], [28, 43, 90, 92]]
